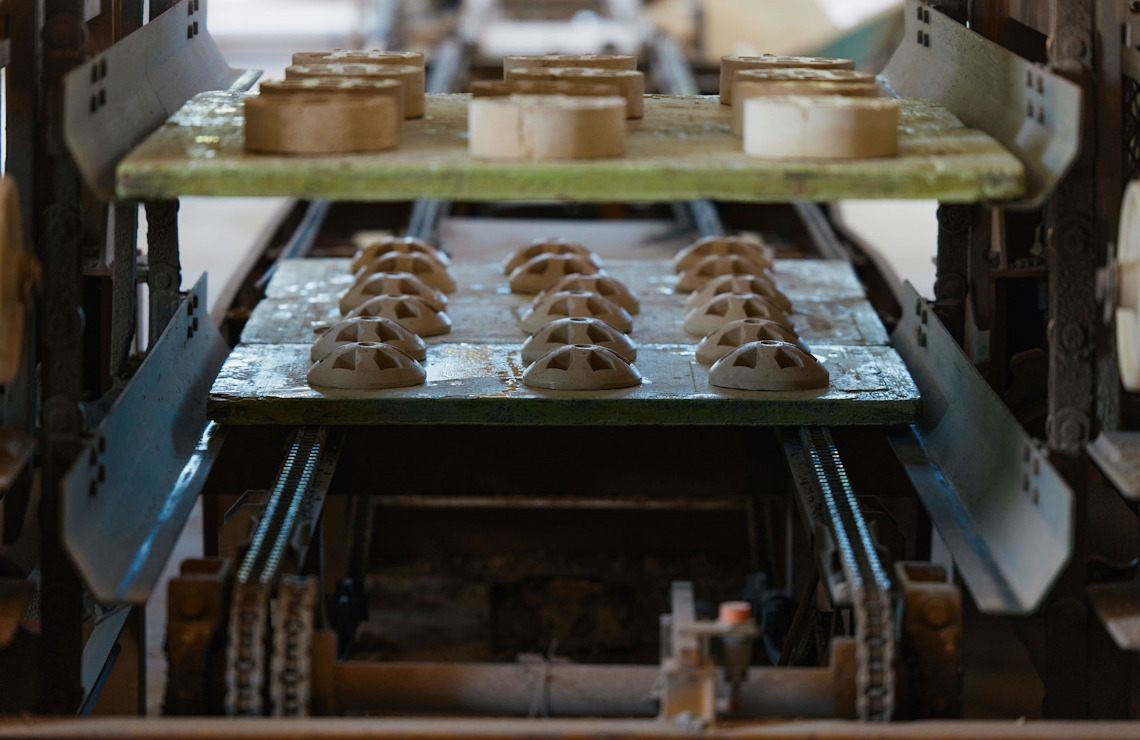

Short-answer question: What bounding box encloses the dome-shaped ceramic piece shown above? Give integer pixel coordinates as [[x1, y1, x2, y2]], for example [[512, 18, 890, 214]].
[[675, 254, 773, 293], [521, 290, 633, 334], [339, 271, 448, 314], [684, 293, 792, 337], [673, 236, 773, 273], [708, 341, 829, 392], [307, 342, 427, 390], [695, 319, 804, 364], [311, 316, 428, 362], [355, 251, 457, 293], [684, 273, 791, 312], [351, 236, 449, 272], [503, 238, 602, 274], [508, 253, 601, 294], [536, 274, 640, 314], [521, 317, 637, 364], [345, 295, 452, 337], [522, 345, 642, 390]]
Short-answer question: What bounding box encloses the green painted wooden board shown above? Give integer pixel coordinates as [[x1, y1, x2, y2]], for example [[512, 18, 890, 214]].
[[117, 93, 1024, 203], [208, 343, 920, 426]]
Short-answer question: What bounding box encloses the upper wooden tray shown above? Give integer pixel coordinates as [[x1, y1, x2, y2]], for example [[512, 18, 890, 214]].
[[116, 93, 1025, 203]]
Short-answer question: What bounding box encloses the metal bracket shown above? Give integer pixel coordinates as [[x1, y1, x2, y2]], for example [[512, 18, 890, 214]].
[[882, 0, 1082, 207], [63, 0, 258, 200], [61, 276, 229, 603], [889, 282, 1073, 615]]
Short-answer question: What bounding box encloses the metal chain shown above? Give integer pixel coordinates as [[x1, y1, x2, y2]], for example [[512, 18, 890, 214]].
[[224, 584, 270, 716], [270, 575, 320, 716]]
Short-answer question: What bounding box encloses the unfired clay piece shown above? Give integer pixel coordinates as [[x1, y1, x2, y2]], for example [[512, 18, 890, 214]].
[[522, 345, 642, 391], [675, 254, 773, 292], [503, 68, 644, 118], [307, 342, 427, 390], [355, 251, 457, 293], [339, 272, 448, 314], [731, 68, 878, 136], [520, 291, 633, 334], [683, 293, 792, 337], [285, 63, 425, 118], [719, 55, 855, 105], [503, 238, 602, 274], [310, 316, 428, 362], [521, 317, 638, 364], [344, 295, 452, 337], [684, 274, 791, 312], [244, 94, 399, 155], [469, 95, 626, 161], [472, 80, 621, 99], [502, 54, 637, 72], [351, 236, 449, 272], [695, 319, 805, 364], [259, 78, 406, 121], [537, 274, 640, 314], [292, 50, 425, 68], [743, 96, 900, 161], [508, 253, 601, 294], [673, 236, 774, 273], [708, 341, 829, 392]]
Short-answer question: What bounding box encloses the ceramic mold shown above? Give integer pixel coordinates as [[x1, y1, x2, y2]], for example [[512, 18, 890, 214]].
[[695, 319, 805, 364], [708, 341, 829, 392], [520, 290, 633, 334], [258, 78, 406, 120], [286, 63, 426, 118], [537, 274, 640, 314], [675, 254, 773, 292], [522, 345, 642, 391], [743, 96, 900, 161], [683, 293, 792, 336], [673, 236, 774, 273], [502, 54, 637, 72], [243, 94, 399, 155], [339, 271, 448, 314], [345, 295, 452, 337], [351, 236, 449, 271], [508, 253, 601, 294], [503, 238, 602, 274], [307, 342, 427, 390], [355, 251, 457, 292], [292, 50, 425, 68], [684, 274, 791, 312], [521, 317, 637, 364], [311, 316, 428, 362], [472, 80, 621, 99], [718, 55, 855, 105], [731, 68, 877, 136], [503, 68, 644, 118], [469, 95, 626, 160]]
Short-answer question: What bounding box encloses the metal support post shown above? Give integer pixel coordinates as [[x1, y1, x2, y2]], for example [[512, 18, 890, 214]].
[[933, 204, 973, 345], [110, 204, 138, 378], [145, 200, 182, 346]]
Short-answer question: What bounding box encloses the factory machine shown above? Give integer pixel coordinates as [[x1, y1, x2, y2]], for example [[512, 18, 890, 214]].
[[0, 0, 1139, 737]]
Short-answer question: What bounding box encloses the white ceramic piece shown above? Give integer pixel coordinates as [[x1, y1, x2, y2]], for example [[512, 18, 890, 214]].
[[503, 238, 602, 274], [731, 68, 878, 136], [708, 341, 829, 392], [339, 272, 448, 314], [469, 95, 626, 161], [673, 236, 774, 273], [537, 274, 640, 314], [675, 254, 773, 292], [355, 251, 457, 293], [719, 55, 855, 105], [503, 68, 644, 118], [683, 293, 792, 337], [508, 253, 601, 294], [521, 317, 637, 364], [307, 342, 427, 390], [520, 291, 633, 334], [344, 295, 452, 337], [311, 316, 428, 362], [259, 78, 406, 121], [243, 94, 399, 155], [502, 54, 637, 72], [695, 319, 805, 364], [1116, 181, 1140, 392], [743, 96, 900, 161], [522, 345, 642, 391], [472, 80, 621, 99], [292, 50, 425, 68], [684, 274, 791, 312], [351, 236, 449, 272], [286, 63, 426, 118]]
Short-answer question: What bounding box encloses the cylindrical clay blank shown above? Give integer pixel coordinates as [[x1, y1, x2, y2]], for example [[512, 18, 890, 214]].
[[730, 69, 878, 136], [502, 54, 637, 72], [286, 63, 425, 118], [719, 55, 855, 105], [245, 95, 400, 154], [504, 67, 644, 119], [742, 96, 899, 161], [469, 95, 626, 161]]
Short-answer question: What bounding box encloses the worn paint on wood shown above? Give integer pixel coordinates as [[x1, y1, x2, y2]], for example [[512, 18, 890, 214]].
[[117, 93, 1024, 203]]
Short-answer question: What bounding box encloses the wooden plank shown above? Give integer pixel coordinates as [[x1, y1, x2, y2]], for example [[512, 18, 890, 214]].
[[117, 93, 1024, 203], [207, 343, 921, 427]]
